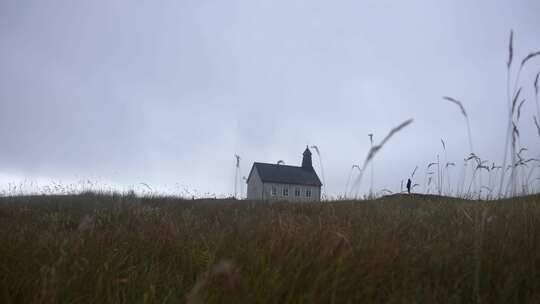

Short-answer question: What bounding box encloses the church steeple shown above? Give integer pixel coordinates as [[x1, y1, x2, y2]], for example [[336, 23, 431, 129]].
[[301, 146, 313, 169]]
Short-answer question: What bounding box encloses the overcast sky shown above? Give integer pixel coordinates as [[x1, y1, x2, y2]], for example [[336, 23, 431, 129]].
[[1, 0, 539, 197]]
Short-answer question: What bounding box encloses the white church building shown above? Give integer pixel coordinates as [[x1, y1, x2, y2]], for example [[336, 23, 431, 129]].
[[246, 147, 322, 201]]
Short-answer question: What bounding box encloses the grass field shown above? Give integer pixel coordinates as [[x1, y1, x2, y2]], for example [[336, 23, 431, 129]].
[[1, 193, 540, 303]]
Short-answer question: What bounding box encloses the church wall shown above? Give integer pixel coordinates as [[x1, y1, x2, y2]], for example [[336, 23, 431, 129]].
[[261, 182, 321, 202], [246, 168, 263, 200]]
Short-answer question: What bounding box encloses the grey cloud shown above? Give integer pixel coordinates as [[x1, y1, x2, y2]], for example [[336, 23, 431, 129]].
[[1, 0, 539, 196]]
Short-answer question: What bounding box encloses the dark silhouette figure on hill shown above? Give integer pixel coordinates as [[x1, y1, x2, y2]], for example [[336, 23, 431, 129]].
[[406, 178, 412, 194]]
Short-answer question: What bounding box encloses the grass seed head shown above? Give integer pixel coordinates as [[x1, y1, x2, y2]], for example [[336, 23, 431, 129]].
[[520, 51, 540, 68], [534, 116, 540, 137], [410, 166, 418, 178], [443, 96, 468, 118], [517, 99, 526, 121], [363, 119, 413, 167], [508, 30, 513, 69], [535, 72, 539, 95]]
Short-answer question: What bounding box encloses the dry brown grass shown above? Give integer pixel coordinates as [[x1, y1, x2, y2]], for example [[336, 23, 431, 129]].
[[1, 193, 540, 303]]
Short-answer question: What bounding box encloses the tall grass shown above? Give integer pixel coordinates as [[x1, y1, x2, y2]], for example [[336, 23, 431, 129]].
[[368, 134, 374, 197], [441, 96, 480, 198], [434, 31, 540, 199], [343, 164, 360, 198], [499, 31, 540, 197], [443, 97, 474, 154], [350, 119, 413, 198], [2, 193, 540, 303], [534, 72, 540, 138]]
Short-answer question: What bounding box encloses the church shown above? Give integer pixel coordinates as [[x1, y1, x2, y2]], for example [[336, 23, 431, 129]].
[[246, 147, 322, 201]]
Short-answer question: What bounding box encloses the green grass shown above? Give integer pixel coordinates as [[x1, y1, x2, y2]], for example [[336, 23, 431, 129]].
[[1, 193, 540, 303]]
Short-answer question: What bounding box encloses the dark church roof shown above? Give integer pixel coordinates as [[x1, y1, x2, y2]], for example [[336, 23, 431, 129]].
[[248, 162, 322, 187]]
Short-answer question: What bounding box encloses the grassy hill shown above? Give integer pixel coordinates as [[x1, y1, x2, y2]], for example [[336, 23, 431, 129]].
[[1, 193, 540, 303]]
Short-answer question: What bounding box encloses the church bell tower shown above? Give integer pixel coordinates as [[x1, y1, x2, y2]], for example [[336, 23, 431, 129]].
[[301, 146, 313, 169]]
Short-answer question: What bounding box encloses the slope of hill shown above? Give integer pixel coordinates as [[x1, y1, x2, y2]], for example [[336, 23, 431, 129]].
[[1, 193, 539, 303]]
